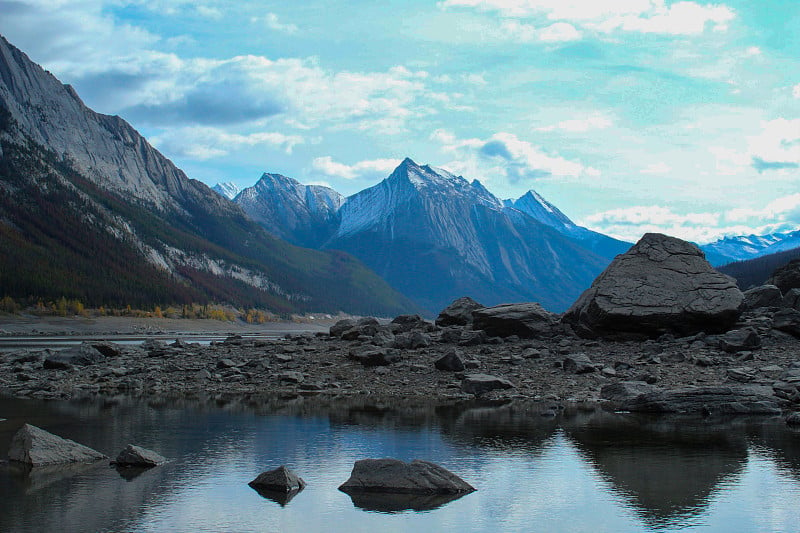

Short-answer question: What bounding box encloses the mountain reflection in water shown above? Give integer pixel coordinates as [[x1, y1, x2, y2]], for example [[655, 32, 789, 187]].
[[0, 395, 798, 532]]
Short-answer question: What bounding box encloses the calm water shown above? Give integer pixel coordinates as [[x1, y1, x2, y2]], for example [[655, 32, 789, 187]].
[[1, 396, 799, 533]]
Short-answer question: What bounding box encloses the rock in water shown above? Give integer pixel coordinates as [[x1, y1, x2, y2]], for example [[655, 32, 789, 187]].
[[249, 465, 306, 493], [338, 458, 475, 494], [8, 424, 107, 466], [435, 297, 484, 327], [563, 233, 743, 338], [112, 444, 166, 467], [472, 303, 558, 338]]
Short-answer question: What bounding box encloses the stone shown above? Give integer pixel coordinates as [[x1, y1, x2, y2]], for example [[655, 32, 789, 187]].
[[390, 314, 431, 332], [338, 458, 475, 495], [786, 412, 800, 426], [249, 465, 306, 493], [742, 285, 782, 310], [435, 297, 484, 327], [772, 309, 800, 338], [8, 424, 107, 466], [613, 385, 780, 415], [727, 367, 756, 382], [563, 353, 596, 374], [718, 327, 761, 353], [43, 343, 104, 369], [768, 259, 800, 294], [112, 444, 166, 467], [461, 374, 515, 395], [472, 303, 558, 338], [434, 349, 465, 372], [458, 330, 489, 346], [349, 348, 400, 367], [600, 381, 659, 403], [330, 319, 356, 337], [393, 331, 430, 350], [782, 288, 800, 311], [89, 341, 123, 357], [563, 233, 744, 338]]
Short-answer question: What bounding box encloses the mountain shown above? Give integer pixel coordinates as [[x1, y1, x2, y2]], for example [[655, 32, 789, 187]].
[[0, 34, 417, 316], [237, 157, 630, 313], [236, 173, 343, 248], [718, 246, 800, 290], [505, 190, 631, 259], [700, 232, 791, 266], [212, 182, 241, 200]]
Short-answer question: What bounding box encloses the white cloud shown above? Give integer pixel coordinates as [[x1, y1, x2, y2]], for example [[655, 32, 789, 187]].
[[432, 129, 599, 189], [640, 162, 672, 174], [150, 127, 305, 160], [581, 205, 722, 242], [537, 113, 613, 132], [253, 13, 299, 34], [794, 84, 800, 99], [440, 0, 736, 35], [748, 118, 800, 166], [500, 20, 582, 42], [195, 5, 223, 19], [312, 157, 401, 179], [538, 22, 583, 41]]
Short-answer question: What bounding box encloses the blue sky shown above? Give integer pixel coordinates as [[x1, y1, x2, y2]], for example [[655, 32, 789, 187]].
[[1, 0, 798, 243]]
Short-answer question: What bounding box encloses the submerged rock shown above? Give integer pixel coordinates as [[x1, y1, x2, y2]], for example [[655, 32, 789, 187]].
[[338, 458, 475, 495], [8, 424, 107, 466], [112, 444, 166, 467], [563, 233, 743, 338], [249, 465, 306, 493], [472, 303, 558, 338]]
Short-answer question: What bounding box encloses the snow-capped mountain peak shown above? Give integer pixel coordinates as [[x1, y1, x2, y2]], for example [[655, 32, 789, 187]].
[[212, 181, 241, 200], [508, 189, 575, 231]]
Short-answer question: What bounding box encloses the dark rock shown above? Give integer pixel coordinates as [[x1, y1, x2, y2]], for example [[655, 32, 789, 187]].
[[349, 348, 400, 367], [90, 341, 123, 357], [563, 233, 743, 338], [461, 374, 515, 395], [439, 327, 464, 344], [249, 465, 306, 493], [112, 444, 166, 467], [718, 327, 761, 353], [217, 358, 237, 369], [786, 412, 800, 426], [600, 381, 659, 403], [782, 288, 800, 311], [772, 309, 800, 338], [458, 330, 489, 346], [742, 284, 782, 310], [43, 343, 104, 369], [338, 458, 475, 495], [8, 424, 107, 466], [343, 491, 467, 512], [392, 331, 430, 350], [330, 319, 356, 337], [390, 314, 431, 332], [435, 297, 484, 327], [563, 353, 596, 374], [472, 303, 558, 338], [371, 329, 396, 346], [769, 258, 800, 293], [727, 367, 756, 383], [435, 349, 465, 372], [142, 339, 168, 356], [614, 385, 780, 414]]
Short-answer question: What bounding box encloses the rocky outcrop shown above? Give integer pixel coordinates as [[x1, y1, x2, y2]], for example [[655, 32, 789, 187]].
[[769, 259, 800, 294], [43, 343, 105, 369], [112, 444, 166, 467], [8, 424, 107, 466], [338, 458, 475, 495], [472, 303, 558, 338], [563, 233, 744, 338], [603, 385, 780, 415], [435, 297, 484, 327]]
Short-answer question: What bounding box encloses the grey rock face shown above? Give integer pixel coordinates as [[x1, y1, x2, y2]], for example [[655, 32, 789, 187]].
[[472, 303, 558, 338], [348, 348, 400, 367], [112, 444, 166, 467], [563, 233, 744, 338], [330, 319, 357, 337], [461, 374, 515, 395], [718, 327, 761, 353], [782, 288, 800, 311], [435, 297, 484, 327], [338, 458, 475, 494], [43, 343, 104, 369], [600, 381, 659, 403], [390, 314, 432, 332], [742, 285, 782, 310], [8, 424, 107, 466], [434, 349, 465, 372], [563, 353, 596, 374], [613, 386, 780, 415], [773, 309, 800, 338], [249, 465, 306, 493], [769, 259, 800, 294]]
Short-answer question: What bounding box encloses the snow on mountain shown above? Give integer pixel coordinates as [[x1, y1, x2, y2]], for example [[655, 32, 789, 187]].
[[701, 232, 793, 266], [505, 190, 575, 232], [212, 182, 241, 200]]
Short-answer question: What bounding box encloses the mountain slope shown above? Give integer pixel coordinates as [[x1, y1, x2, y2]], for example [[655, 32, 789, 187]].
[[236, 173, 343, 248], [0, 34, 417, 316], [700, 232, 790, 266], [212, 182, 241, 200], [717, 246, 800, 290], [323, 158, 614, 313]]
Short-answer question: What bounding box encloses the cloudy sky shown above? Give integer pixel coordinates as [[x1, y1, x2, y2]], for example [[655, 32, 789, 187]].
[[1, 0, 798, 243]]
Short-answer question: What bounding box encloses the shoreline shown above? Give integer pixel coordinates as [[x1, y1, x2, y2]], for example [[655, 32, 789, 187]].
[[0, 311, 798, 417]]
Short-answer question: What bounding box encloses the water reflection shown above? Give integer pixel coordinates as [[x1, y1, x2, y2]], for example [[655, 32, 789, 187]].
[[0, 396, 798, 532]]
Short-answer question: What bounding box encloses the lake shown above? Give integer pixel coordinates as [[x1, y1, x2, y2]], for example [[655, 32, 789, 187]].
[[1, 395, 799, 532]]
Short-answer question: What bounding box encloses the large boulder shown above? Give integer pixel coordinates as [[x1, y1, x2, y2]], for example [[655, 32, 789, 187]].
[[461, 374, 515, 395], [249, 465, 306, 493], [8, 424, 107, 466], [608, 385, 780, 415], [43, 343, 105, 369], [338, 458, 475, 495], [769, 259, 800, 294], [563, 233, 744, 338], [742, 285, 782, 310], [435, 297, 484, 327], [472, 303, 558, 338]]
